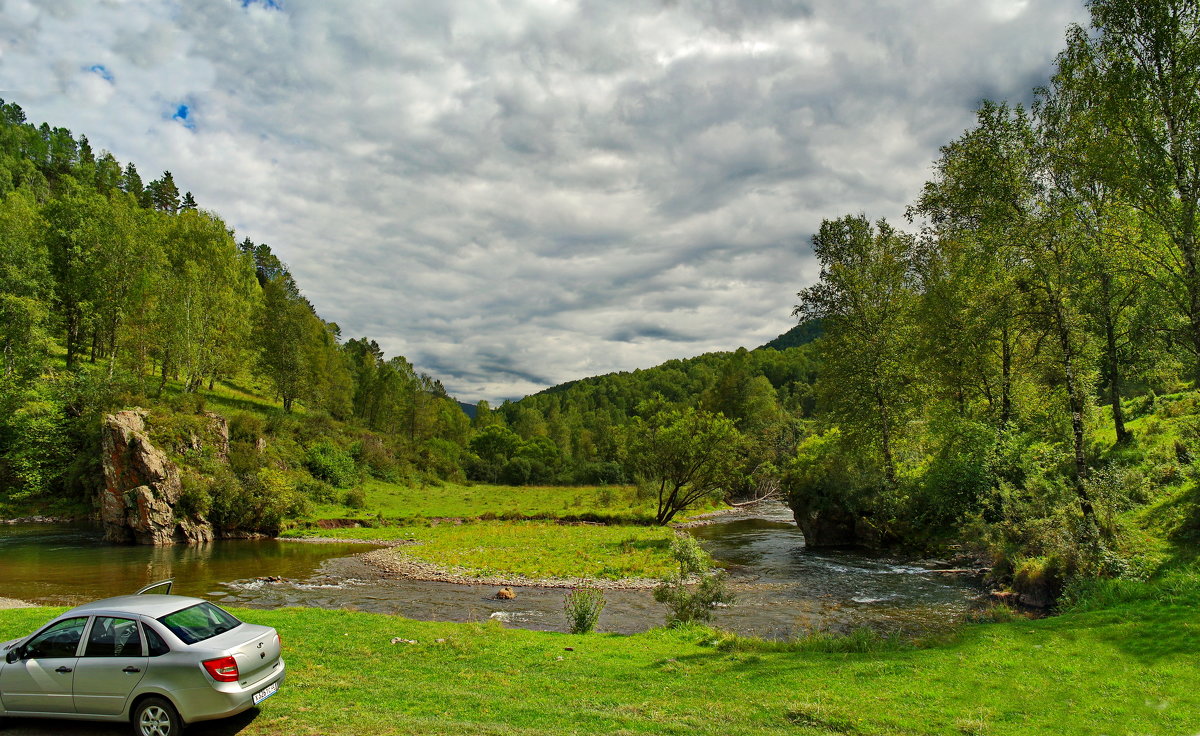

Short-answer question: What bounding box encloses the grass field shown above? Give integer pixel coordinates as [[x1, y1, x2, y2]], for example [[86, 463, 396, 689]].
[[1, 597, 1196, 736], [284, 520, 679, 580], [298, 479, 721, 525]]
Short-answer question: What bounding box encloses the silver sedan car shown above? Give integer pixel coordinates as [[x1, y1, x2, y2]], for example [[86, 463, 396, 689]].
[[0, 586, 284, 736]]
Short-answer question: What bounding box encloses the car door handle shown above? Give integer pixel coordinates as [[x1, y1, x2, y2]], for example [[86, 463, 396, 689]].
[[123, 666, 141, 673], [55, 666, 72, 673]]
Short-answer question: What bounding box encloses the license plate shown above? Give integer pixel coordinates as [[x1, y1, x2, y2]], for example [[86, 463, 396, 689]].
[[253, 681, 278, 705]]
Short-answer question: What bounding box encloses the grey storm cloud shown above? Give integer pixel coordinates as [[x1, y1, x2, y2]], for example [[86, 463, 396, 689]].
[[0, 0, 1089, 401]]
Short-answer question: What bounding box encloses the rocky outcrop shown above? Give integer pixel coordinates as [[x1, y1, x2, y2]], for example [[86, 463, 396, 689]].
[[182, 412, 229, 462], [791, 504, 885, 548], [100, 409, 215, 545]]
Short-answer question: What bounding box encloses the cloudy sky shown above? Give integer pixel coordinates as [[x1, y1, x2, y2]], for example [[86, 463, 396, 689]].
[[0, 0, 1089, 402]]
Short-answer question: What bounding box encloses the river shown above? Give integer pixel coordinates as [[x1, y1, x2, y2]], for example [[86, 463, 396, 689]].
[[0, 506, 982, 638]]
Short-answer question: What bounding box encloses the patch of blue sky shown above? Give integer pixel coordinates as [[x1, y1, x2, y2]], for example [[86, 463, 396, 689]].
[[241, 0, 283, 9], [170, 104, 196, 129], [87, 64, 113, 82]]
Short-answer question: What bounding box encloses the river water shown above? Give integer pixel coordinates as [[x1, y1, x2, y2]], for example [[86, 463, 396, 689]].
[[0, 506, 982, 639]]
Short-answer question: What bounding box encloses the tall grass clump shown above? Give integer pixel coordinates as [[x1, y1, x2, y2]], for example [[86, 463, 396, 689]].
[[563, 588, 606, 633]]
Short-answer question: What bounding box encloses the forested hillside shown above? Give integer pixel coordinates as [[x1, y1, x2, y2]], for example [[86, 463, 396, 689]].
[[0, 100, 473, 520], [491, 345, 817, 490]]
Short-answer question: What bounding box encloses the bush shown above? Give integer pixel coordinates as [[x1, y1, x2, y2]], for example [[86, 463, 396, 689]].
[[499, 457, 532, 485], [297, 476, 338, 504], [358, 436, 407, 481], [227, 440, 262, 478], [0, 391, 71, 500], [176, 473, 213, 519], [207, 466, 304, 533], [342, 486, 367, 509], [653, 535, 733, 625], [305, 441, 359, 487], [229, 412, 266, 444], [563, 588, 606, 634], [295, 411, 338, 444], [166, 391, 206, 415]]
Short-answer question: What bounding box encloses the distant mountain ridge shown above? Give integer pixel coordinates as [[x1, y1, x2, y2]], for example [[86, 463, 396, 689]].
[[758, 319, 823, 351]]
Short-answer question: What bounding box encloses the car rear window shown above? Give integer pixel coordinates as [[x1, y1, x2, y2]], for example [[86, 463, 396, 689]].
[[158, 602, 242, 645]]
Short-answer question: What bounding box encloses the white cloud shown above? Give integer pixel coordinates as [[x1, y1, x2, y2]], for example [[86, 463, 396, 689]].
[[0, 0, 1090, 401]]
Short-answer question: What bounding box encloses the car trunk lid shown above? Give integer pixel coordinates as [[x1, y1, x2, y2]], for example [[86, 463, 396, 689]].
[[212, 624, 281, 687]]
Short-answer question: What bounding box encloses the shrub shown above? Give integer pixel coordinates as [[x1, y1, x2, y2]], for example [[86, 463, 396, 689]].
[[653, 535, 733, 625], [207, 466, 304, 533], [0, 392, 70, 500], [305, 441, 359, 487], [342, 486, 367, 509], [265, 410, 300, 439], [297, 476, 338, 504], [166, 391, 206, 415], [176, 473, 213, 519], [295, 411, 337, 444], [227, 440, 261, 478], [359, 436, 406, 481], [563, 588, 606, 634], [499, 457, 532, 485], [229, 412, 266, 444]]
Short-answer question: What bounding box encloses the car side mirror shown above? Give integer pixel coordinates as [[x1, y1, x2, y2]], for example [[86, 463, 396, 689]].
[[5, 647, 21, 663]]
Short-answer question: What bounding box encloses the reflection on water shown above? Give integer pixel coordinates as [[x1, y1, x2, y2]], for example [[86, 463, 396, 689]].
[[0, 523, 374, 606], [1, 507, 983, 639]]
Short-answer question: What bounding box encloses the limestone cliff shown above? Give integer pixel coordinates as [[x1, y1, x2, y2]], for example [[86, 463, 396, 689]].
[[99, 409, 215, 545]]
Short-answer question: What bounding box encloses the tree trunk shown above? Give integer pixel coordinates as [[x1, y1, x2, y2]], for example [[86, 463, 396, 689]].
[[1056, 315, 1095, 522], [999, 325, 1013, 429], [156, 355, 169, 398], [877, 394, 897, 489], [1102, 296, 1130, 444], [65, 308, 79, 369]]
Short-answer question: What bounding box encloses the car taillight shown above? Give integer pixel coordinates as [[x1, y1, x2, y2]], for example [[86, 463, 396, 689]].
[[275, 633, 282, 649], [203, 656, 239, 682]]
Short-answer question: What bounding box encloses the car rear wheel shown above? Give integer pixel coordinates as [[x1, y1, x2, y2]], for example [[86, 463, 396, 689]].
[[132, 696, 183, 736]]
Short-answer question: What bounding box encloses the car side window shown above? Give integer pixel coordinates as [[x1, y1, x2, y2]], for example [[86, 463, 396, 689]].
[[141, 623, 170, 657], [84, 617, 143, 658], [24, 617, 87, 659]]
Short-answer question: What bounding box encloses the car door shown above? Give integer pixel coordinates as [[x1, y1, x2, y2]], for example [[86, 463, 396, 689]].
[[73, 616, 148, 715], [0, 616, 86, 714]]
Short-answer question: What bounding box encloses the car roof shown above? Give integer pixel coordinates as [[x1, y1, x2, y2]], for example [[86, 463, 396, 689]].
[[64, 594, 207, 619]]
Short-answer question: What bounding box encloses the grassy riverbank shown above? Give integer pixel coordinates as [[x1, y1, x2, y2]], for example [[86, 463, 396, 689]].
[[298, 479, 721, 525], [285, 520, 678, 580], [1, 596, 1197, 735]]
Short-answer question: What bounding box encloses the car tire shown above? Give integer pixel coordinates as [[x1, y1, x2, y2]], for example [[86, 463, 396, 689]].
[[132, 696, 184, 736]]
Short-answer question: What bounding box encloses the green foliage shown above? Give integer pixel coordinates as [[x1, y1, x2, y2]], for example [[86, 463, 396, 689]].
[[653, 536, 734, 625], [204, 465, 305, 533], [0, 389, 71, 499], [296, 476, 337, 504], [176, 472, 213, 520], [627, 403, 744, 525], [562, 588, 606, 634], [305, 441, 359, 488], [342, 486, 367, 509]]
